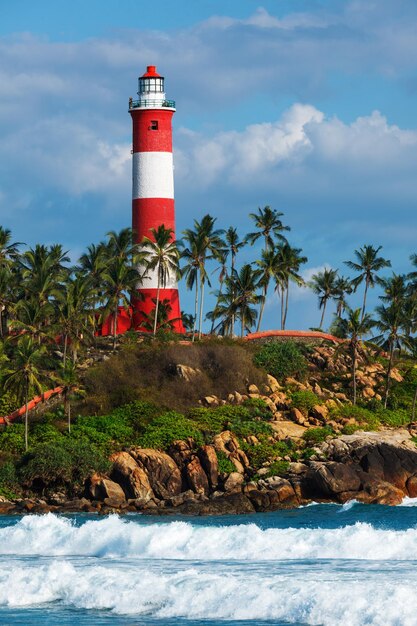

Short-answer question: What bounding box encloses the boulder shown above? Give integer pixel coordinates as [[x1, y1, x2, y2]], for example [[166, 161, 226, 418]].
[[290, 407, 307, 425], [406, 475, 417, 498], [198, 445, 219, 489], [224, 472, 244, 492], [110, 451, 154, 501], [175, 364, 202, 382], [130, 448, 182, 498], [185, 456, 210, 494], [305, 462, 361, 497], [267, 374, 281, 393], [88, 474, 126, 504], [270, 420, 306, 440], [248, 383, 260, 394], [311, 404, 329, 421]]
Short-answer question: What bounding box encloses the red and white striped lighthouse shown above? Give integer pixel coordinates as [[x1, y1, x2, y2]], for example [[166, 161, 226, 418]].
[[129, 65, 184, 332]]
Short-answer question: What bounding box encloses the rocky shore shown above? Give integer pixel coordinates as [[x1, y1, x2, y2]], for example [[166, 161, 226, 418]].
[[1, 427, 417, 516]]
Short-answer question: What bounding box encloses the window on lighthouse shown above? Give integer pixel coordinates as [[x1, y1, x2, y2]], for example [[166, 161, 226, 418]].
[[140, 77, 164, 93], [150, 121, 158, 130]]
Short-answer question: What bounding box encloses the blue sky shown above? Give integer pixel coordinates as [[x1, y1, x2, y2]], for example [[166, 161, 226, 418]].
[[0, 0, 416, 330]]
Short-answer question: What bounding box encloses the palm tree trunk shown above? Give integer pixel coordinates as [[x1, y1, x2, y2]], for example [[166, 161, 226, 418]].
[[24, 381, 29, 452], [113, 300, 118, 350], [319, 300, 327, 329], [192, 282, 198, 342], [256, 284, 267, 332], [241, 313, 245, 338], [362, 278, 369, 321], [0, 307, 3, 338], [412, 384, 417, 422], [283, 283, 289, 330], [352, 345, 357, 405], [280, 289, 285, 330], [211, 278, 224, 334], [198, 275, 205, 340], [384, 342, 394, 409], [63, 334, 68, 366], [153, 272, 161, 336], [231, 256, 235, 337]]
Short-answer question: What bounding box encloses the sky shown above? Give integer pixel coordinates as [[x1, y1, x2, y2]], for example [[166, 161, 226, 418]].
[[0, 0, 416, 331]]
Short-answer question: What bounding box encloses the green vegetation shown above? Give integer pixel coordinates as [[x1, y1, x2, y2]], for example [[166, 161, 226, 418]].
[[302, 427, 334, 446], [216, 451, 236, 474], [253, 341, 308, 381], [290, 390, 321, 414]]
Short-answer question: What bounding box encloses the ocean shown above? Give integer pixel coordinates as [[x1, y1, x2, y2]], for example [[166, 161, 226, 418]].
[[0, 501, 416, 626]]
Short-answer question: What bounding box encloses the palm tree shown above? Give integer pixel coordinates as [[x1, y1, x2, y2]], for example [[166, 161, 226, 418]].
[[231, 264, 262, 338], [333, 276, 353, 319], [246, 206, 289, 252], [12, 299, 54, 345], [2, 336, 47, 450], [373, 304, 410, 408], [256, 248, 279, 332], [56, 361, 83, 433], [224, 227, 245, 336], [182, 215, 225, 339], [101, 259, 141, 349], [0, 227, 23, 267], [54, 275, 93, 364], [78, 242, 109, 335], [310, 268, 339, 329], [333, 308, 375, 405], [0, 266, 17, 337], [180, 231, 201, 340], [139, 225, 180, 336], [345, 245, 391, 320], [276, 243, 307, 330], [106, 228, 138, 263]]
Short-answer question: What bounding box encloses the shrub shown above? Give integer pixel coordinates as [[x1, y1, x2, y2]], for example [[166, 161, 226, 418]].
[[377, 409, 409, 428], [290, 390, 321, 415], [242, 439, 294, 470], [31, 423, 65, 444], [216, 451, 236, 474], [0, 461, 19, 499], [75, 414, 135, 443], [302, 427, 333, 446], [0, 391, 19, 416], [253, 341, 307, 382], [333, 405, 380, 431], [264, 460, 290, 477], [0, 425, 26, 455], [19, 439, 111, 495], [111, 401, 162, 434], [138, 411, 204, 450]]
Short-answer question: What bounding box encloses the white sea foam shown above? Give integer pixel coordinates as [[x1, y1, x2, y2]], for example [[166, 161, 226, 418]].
[[0, 559, 416, 625], [400, 497, 417, 507], [0, 513, 417, 561]]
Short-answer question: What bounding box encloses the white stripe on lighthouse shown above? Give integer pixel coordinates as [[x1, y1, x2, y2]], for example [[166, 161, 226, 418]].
[[139, 265, 179, 290], [132, 152, 174, 200]]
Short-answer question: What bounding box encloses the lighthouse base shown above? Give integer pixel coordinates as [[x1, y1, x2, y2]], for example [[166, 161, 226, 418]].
[[132, 288, 184, 334]]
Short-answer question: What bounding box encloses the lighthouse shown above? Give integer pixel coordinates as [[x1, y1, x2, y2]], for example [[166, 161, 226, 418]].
[[129, 65, 183, 332]]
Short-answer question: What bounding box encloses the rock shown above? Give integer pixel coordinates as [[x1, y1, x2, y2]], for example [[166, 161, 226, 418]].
[[88, 474, 126, 504], [175, 364, 202, 381], [290, 407, 306, 425], [224, 472, 244, 492], [0, 501, 16, 514], [213, 431, 249, 472], [358, 479, 404, 505], [362, 386, 376, 399], [311, 404, 329, 421], [248, 384, 260, 394], [267, 374, 281, 393], [131, 448, 182, 498], [270, 420, 306, 440], [168, 440, 193, 469], [203, 395, 219, 407], [407, 476, 417, 498], [390, 368, 403, 382], [288, 462, 308, 475], [185, 457, 210, 494], [198, 445, 219, 489], [110, 452, 154, 501], [305, 462, 361, 497]]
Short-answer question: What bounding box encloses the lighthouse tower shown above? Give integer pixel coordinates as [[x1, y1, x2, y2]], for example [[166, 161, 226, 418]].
[[129, 65, 183, 332]]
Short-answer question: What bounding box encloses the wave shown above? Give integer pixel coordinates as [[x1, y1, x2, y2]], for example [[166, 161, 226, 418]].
[[1, 513, 417, 561], [0, 559, 416, 625]]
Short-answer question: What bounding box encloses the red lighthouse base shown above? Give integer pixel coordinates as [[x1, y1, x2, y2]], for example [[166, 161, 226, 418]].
[[132, 289, 184, 333]]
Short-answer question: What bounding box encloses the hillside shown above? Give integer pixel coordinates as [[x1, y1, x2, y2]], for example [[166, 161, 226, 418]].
[[0, 335, 416, 514]]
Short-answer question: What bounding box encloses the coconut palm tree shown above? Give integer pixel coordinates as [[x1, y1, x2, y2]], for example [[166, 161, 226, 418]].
[[256, 248, 279, 332], [180, 231, 201, 340], [0, 227, 23, 267], [54, 275, 94, 364], [182, 215, 225, 339], [309, 268, 339, 329], [101, 259, 141, 349], [139, 225, 180, 336], [78, 242, 109, 335], [276, 243, 307, 330], [345, 245, 391, 320], [373, 303, 410, 408], [2, 336, 47, 450], [106, 228, 138, 263], [56, 361, 83, 433], [246, 206, 289, 252], [333, 308, 375, 405], [231, 264, 262, 338], [333, 276, 353, 319]]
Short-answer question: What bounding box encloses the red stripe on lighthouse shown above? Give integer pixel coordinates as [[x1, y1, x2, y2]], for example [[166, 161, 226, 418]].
[[131, 109, 174, 153], [132, 198, 175, 243]]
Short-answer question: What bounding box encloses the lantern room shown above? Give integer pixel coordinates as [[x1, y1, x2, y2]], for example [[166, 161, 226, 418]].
[[138, 66, 164, 95]]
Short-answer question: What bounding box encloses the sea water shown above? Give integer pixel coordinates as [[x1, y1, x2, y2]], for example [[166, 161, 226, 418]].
[[0, 501, 417, 625]]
